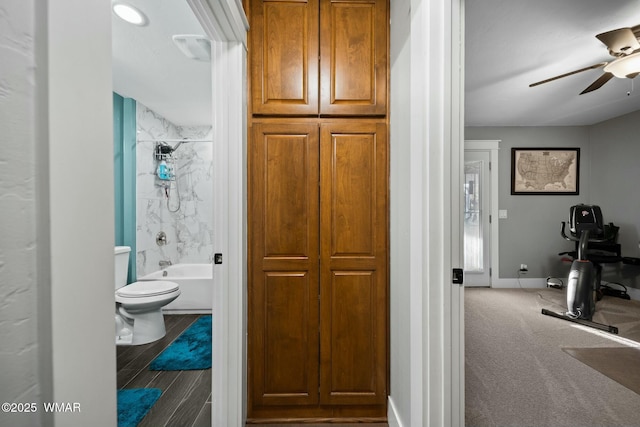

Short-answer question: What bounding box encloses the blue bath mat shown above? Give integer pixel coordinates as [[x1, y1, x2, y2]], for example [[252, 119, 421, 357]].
[[149, 315, 212, 370], [117, 388, 162, 427]]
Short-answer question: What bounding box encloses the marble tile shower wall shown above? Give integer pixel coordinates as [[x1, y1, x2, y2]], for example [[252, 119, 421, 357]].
[[136, 103, 214, 277]]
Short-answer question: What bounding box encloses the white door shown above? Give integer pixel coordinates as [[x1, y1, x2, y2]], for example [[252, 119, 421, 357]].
[[464, 150, 491, 286]]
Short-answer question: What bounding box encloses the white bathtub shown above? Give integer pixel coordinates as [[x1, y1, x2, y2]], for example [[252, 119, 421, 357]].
[[139, 263, 213, 313]]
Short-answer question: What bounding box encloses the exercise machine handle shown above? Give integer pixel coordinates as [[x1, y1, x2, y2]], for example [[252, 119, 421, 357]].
[[560, 222, 576, 242], [561, 221, 611, 244]]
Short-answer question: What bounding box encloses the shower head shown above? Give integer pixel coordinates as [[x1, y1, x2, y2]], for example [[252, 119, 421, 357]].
[[171, 139, 192, 152]]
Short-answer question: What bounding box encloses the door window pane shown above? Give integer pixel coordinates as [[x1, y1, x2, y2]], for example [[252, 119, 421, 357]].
[[464, 160, 483, 272]]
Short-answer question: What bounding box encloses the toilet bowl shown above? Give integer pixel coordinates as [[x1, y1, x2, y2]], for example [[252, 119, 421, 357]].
[[115, 247, 181, 345]]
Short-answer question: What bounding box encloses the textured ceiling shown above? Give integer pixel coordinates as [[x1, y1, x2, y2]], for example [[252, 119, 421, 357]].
[[112, 0, 211, 127], [465, 0, 640, 126]]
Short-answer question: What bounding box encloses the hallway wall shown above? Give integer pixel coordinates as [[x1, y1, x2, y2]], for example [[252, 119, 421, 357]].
[[0, 2, 43, 426]]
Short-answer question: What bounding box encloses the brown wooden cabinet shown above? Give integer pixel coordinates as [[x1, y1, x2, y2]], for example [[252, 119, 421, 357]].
[[249, 123, 320, 409], [250, 0, 387, 116], [247, 0, 389, 422], [248, 121, 387, 421], [318, 122, 387, 407]]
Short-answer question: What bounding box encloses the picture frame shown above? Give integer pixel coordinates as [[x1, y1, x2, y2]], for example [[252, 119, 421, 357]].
[[511, 147, 580, 195]]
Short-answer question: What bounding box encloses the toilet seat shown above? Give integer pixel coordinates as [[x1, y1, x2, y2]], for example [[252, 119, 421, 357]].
[[116, 280, 179, 298]]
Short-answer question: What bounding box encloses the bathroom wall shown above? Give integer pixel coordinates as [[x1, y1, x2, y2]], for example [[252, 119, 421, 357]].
[[136, 103, 214, 277]]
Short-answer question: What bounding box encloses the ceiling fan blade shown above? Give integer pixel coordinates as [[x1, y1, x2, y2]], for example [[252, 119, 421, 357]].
[[529, 62, 607, 87], [596, 28, 640, 55], [579, 72, 614, 94]]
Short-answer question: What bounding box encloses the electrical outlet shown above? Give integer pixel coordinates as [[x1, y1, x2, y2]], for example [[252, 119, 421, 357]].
[[519, 264, 528, 273]]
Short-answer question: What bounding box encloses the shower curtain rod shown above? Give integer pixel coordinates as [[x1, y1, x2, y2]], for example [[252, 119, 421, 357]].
[[138, 138, 213, 143]]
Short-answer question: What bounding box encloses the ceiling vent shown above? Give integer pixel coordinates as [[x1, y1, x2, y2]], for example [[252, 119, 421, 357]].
[[172, 35, 211, 61]]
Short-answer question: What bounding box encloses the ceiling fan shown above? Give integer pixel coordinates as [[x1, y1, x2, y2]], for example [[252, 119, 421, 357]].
[[530, 26, 640, 94]]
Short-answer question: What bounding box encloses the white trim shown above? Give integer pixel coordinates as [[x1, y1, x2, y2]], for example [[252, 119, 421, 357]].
[[465, 140, 500, 287], [189, 0, 249, 46], [492, 277, 640, 300], [189, 1, 248, 426], [209, 40, 230, 427], [208, 40, 247, 427], [493, 277, 547, 288], [412, 0, 465, 424], [450, 0, 465, 425], [387, 396, 404, 427]]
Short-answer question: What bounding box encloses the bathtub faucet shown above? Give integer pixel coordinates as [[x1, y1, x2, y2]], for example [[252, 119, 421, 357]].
[[159, 260, 172, 269]]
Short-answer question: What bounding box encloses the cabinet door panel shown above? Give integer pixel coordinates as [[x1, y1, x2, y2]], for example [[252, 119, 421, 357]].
[[320, 0, 387, 115], [250, 0, 319, 115], [259, 271, 315, 405], [249, 123, 320, 407], [326, 270, 377, 395], [319, 122, 387, 405], [328, 131, 376, 256]]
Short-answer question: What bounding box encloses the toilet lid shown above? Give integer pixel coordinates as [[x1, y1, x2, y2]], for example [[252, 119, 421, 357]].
[[116, 280, 179, 298]]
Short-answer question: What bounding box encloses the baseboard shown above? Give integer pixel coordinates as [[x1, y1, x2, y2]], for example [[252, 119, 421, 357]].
[[491, 278, 640, 301], [492, 277, 546, 288], [387, 396, 403, 427]]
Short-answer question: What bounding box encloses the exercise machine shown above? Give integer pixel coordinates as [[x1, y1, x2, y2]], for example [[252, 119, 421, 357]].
[[541, 204, 619, 334]]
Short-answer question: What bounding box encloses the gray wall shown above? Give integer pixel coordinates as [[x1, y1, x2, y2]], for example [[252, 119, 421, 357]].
[[589, 110, 640, 287], [465, 127, 591, 279], [467, 117, 640, 289]]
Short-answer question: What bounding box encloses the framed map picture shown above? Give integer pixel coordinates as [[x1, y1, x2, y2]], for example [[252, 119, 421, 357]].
[[511, 148, 580, 195]]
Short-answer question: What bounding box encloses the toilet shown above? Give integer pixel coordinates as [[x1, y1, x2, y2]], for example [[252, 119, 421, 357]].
[[114, 246, 181, 345]]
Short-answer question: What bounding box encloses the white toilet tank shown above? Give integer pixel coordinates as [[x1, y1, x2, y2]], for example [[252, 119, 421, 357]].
[[114, 246, 131, 290]]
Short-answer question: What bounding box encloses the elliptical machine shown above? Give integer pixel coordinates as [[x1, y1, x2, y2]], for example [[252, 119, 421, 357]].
[[541, 204, 618, 334]]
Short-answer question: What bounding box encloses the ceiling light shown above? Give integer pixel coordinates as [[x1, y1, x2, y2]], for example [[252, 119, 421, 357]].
[[112, 2, 148, 26], [604, 52, 640, 78], [172, 35, 211, 61]]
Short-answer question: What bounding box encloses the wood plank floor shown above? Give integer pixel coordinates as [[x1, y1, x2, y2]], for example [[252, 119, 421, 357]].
[[117, 314, 211, 427]]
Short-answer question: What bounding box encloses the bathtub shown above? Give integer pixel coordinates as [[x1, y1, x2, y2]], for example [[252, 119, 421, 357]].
[[139, 264, 213, 313]]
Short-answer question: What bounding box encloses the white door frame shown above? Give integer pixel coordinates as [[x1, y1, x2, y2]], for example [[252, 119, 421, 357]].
[[189, 1, 249, 426], [464, 140, 500, 288], [405, 0, 466, 425]]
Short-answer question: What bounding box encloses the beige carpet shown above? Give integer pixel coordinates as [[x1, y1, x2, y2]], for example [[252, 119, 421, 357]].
[[466, 287, 640, 427], [562, 347, 640, 396]]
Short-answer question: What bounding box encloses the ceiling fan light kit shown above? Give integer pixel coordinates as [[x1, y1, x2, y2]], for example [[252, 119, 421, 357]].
[[530, 25, 640, 94], [604, 52, 640, 78]]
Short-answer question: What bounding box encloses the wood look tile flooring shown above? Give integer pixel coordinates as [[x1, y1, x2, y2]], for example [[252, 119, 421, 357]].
[[117, 314, 211, 427]]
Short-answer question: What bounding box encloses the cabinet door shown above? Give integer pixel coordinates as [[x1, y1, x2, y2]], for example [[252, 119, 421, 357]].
[[250, 0, 319, 115], [320, 0, 388, 116], [319, 121, 388, 405], [249, 123, 320, 407]]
